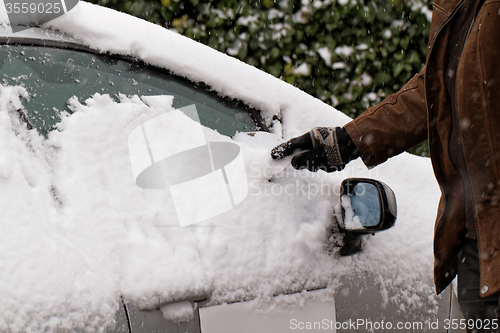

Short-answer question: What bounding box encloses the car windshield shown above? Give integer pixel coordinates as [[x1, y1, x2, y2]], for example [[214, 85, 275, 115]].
[[0, 45, 258, 136]]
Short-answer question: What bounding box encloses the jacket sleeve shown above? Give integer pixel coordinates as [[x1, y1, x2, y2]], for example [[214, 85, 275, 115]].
[[343, 66, 428, 168]]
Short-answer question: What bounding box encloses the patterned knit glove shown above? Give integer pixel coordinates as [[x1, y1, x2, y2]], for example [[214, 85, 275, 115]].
[[271, 127, 359, 172]]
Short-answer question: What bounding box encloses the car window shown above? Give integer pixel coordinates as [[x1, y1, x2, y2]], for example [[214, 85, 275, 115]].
[[0, 45, 259, 137]]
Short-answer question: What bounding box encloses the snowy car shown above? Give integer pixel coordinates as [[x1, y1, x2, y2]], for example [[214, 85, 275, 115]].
[[0, 2, 465, 332]]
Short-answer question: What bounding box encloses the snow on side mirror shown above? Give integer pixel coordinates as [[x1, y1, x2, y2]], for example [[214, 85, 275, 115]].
[[336, 178, 397, 256]]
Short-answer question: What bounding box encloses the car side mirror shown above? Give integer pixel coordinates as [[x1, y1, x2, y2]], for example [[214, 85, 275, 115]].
[[336, 178, 397, 256]]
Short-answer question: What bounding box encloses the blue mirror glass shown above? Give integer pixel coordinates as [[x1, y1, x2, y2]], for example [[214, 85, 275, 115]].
[[350, 183, 381, 228]]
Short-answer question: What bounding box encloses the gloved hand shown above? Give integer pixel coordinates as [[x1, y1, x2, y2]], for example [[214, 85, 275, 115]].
[[271, 127, 360, 172]]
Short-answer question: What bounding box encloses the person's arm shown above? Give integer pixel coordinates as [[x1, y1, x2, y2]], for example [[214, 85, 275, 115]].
[[271, 66, 428, 171], [344, 66, 428, 168]]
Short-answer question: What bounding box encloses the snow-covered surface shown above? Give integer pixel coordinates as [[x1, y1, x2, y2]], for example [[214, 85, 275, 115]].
[[160, 301, 195, 323], [339, 195, 363, 230], [0, 1, 442, 331]]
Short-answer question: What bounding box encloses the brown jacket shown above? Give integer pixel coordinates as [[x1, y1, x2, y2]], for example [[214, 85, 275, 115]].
[[344, 0, 500, 297]]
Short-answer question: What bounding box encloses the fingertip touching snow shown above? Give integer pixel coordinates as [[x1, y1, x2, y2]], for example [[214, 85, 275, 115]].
[[0, 1, 442, 331]]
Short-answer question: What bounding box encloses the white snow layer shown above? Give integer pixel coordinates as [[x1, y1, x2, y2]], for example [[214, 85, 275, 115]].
[[0, 1, 442, 331], [160, 301, 195, 323], [339, 195, 363, 230]]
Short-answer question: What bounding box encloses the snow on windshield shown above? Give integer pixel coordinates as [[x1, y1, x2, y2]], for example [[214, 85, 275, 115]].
[[0, 1, 442, 331]]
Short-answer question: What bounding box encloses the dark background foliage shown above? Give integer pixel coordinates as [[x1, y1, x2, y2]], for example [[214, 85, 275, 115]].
[[87, 0, 432, 156]]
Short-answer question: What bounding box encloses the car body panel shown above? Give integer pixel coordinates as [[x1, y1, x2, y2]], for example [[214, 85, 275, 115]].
[[199, 290, 336, 333], [125, 302, 201, 333]]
